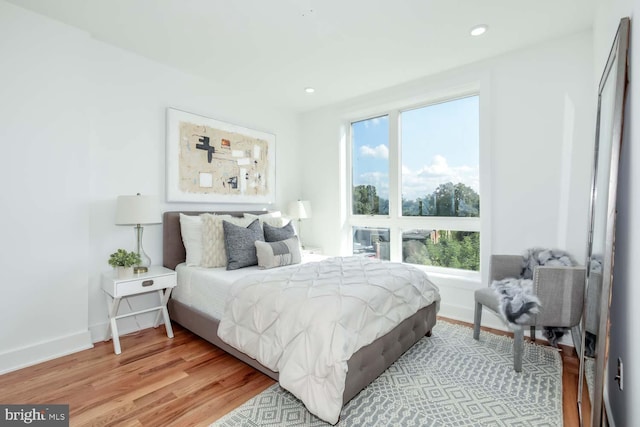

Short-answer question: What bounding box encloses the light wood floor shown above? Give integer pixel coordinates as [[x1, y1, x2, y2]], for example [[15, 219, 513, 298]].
[[0, 318, 584, 426]]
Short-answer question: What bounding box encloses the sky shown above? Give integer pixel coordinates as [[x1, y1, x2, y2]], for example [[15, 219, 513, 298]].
[[352, 95, 479, 201]]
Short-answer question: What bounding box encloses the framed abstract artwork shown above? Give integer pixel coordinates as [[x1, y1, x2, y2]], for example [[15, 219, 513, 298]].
[[166, 108, 276, 203]]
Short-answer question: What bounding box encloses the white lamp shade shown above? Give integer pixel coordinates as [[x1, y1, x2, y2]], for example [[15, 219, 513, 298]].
[[115, 194, 161, 225], [288, 200, 312, 219]]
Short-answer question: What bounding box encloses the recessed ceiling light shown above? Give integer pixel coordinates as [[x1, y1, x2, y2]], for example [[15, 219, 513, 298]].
[[470, 24, 488, 37], [305, 87, 315, 94]]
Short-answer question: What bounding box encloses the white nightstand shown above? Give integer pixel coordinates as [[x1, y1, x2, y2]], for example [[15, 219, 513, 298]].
[[301, 246, 326, 263], [301, 246, 323, 255], [101, 266, 177, 354]]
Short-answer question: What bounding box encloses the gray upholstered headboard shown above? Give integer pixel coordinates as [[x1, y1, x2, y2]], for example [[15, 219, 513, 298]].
[[162, 210, 267, 270]]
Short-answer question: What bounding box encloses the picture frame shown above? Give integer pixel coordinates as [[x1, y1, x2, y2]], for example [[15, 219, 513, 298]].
[[166, 108, 276, 204]]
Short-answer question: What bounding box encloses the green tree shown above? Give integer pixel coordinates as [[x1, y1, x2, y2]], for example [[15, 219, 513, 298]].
[[453, 183, 480, 217], [403, 238, 431, 265], [402, 198, 422, 216], [422, 230, 480, 271], [403, 182, 480, 217], [352, 185, 388, 215]]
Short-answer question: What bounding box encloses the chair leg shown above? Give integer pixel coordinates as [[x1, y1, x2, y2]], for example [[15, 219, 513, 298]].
[[514, 327, 524, 372], [473, 302, 482, 340], [530, 326, 536, 343]]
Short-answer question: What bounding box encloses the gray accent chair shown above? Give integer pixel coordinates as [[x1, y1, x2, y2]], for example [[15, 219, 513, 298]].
[[473, 254, 585, 372], [584, 271, 603, 338]]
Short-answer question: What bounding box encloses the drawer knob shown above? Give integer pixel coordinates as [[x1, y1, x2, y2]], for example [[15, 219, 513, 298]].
[[142, 280, 154, 287]]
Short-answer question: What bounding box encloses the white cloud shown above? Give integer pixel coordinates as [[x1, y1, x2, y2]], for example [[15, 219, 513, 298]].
[[417, 154, 449, 176], [402, 155, 479, 200], [359, 144, 389, 159], [355, 155, 478, 201], [363, 117, 383, 128], [360, 171, 387, 181]]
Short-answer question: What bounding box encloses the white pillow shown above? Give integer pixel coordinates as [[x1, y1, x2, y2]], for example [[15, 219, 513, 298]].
[[255, 236, 302, 269], [244, 211, 286, 227], [245, 211, 282, 219], [179, 214, 203, 266], [200, 214, 252, 268]]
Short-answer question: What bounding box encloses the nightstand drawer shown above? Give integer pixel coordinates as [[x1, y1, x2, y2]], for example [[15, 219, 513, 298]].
[[102, 274, 176, 298], [106, 273, 176, 297], [102, 266, 177, 298]]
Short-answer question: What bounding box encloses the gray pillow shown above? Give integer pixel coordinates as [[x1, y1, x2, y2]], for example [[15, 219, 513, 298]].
[[263, 220, 296, 242], [255, 236, 302, 269], [222, 219, 264, 270]]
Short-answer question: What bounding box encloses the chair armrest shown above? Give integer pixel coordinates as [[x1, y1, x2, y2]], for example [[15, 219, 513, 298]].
[[490, 255, 523, 281], [532, 266, 585, 327]]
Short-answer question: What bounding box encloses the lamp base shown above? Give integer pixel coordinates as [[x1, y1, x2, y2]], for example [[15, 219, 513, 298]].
[[134, 225, 151, 274]]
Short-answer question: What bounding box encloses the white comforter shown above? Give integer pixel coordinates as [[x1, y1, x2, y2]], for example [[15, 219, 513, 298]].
[[217, 256, 440, 424]]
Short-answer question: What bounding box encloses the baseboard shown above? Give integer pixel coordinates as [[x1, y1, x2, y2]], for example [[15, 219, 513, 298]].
[[0, 331, 93, 375], [439, 301, 508, 331], [89, 314, 157, 344]]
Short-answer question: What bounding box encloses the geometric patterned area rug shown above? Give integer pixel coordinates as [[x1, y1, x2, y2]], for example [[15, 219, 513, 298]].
[[211, 321, 563, 426]]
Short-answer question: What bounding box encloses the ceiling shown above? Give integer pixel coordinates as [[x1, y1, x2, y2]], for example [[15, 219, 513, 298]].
[[8, 0, 595, 112]]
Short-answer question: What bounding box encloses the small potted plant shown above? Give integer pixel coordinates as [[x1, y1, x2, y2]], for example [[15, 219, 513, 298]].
[[108, 249, 142, 278]]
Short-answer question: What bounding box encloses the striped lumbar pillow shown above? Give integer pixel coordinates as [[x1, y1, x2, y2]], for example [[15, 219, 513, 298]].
[[255, 236, 301, 269]]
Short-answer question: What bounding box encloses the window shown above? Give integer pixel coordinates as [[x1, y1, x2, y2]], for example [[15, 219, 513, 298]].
[[351, 115, 389, 215], [349, 95, 480, 272], [401, 97, 480, 218]]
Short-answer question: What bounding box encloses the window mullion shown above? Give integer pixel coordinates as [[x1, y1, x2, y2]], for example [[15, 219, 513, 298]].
[[387, 110, 400, 219], [387, 110, 401, 261]]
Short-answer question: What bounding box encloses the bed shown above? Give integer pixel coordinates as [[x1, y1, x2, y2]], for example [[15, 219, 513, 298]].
[[163, 211, 440, 423]]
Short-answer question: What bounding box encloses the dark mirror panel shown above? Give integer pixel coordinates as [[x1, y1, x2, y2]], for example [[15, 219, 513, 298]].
[[575, 16, 629, 427]]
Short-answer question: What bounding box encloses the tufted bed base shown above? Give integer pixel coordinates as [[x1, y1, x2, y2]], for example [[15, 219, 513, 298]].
[[163, 211, 437, 406]]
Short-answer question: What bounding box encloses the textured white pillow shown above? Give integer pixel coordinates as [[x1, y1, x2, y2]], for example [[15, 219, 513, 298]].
[[200, 214, 252, 268], [179, 213, 203, 266], [255, 236, 302, 269]]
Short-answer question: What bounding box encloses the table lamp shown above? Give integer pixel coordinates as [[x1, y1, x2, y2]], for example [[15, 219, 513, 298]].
[[115, 193, 161, 273], [288, 200, 312, 248]]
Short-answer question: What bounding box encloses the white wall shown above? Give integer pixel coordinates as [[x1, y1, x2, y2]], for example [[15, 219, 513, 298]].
[[0, 1, 93, 373], [300, 31, 594, 332], [489, 33, 594, 263], [0, 0, 301, 373], [85, 34, 301, 343], [0, 0, 601, 376], [593, 1, 638, 424]]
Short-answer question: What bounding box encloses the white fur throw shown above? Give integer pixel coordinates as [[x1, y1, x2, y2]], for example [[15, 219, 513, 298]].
[[491, 278, 540, 326], [520, 248, 575, 279], [492, 248, 575, 335]]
